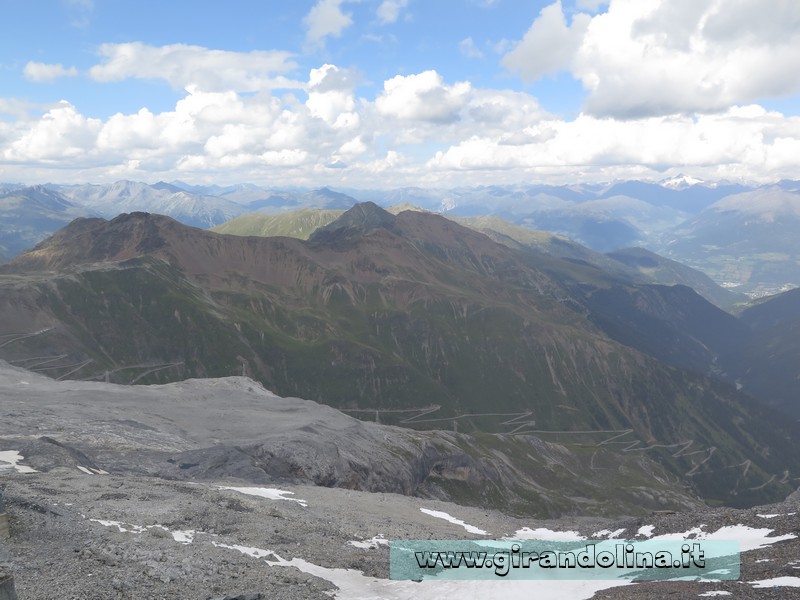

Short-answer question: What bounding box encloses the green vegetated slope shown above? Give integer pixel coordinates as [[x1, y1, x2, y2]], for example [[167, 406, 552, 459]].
[[210, 208, 344, 239], [1, 206, 799, 508]]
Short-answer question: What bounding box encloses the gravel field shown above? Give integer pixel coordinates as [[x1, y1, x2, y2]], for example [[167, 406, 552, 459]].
[[2, 470, 799, 599]]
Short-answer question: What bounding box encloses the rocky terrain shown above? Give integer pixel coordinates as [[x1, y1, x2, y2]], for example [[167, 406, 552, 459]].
[[2, 468, 798, 599]]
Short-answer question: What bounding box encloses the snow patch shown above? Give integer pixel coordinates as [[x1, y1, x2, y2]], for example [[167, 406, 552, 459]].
[[592, 528, 625, 539], [0, 450, 38, 473], [77, 465, 108, 475], [698, 592, 731, 597], [90, 519, 147, 534], [505, 527, 586, 541], [652, 524, 796, 552], [637, 525, 655, 538], [419, 508, 488, 535], [220, 486, 308, 507], [90, 518, 197, 544], [750, 576, 800, 588], [212, 542, 275, 559], [348, 535, 389, 549], [214, 539, 633, 599]]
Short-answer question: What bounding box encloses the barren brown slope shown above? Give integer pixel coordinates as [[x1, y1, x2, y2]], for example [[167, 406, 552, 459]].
[[7, 208, 567, 315]]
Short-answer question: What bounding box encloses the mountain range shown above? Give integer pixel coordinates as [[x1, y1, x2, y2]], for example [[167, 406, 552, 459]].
[[3, 178, 799, 297], [2, 204, 800, 509]]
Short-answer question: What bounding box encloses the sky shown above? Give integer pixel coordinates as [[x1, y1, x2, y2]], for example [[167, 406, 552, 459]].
[[1, 0, 800, 188]]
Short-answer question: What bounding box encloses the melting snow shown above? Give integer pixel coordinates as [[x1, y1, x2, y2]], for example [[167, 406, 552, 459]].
[[156, 526, 196, 544], [348, 535, 389, 549], [77, 466, 106, 475], [214, 540, 632, 600], [212, 542, 275, 559], [750, 576, 800, 588], [219, 486, 308, 507], [757, 514, 779, 519], [637, 525, 655, 538], [650, 524, 796, 552], [90, 519, 147, 534], [0, 450, 38, 473], [89, 518, 197, 544], [592, 528, 625, 539], [505, 527, 586, 541], [419, 508, 488, 535], [698, 592, 731, 597]]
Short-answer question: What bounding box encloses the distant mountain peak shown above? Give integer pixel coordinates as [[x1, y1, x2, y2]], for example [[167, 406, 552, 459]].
[[308, 201, 397, 244], [659, 174, 705, 190]]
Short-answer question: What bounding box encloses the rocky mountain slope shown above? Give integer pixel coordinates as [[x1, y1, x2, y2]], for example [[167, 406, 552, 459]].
[[1, 207, 799, 508], [1, 361, 799, 599], [0, 360, 696, 517], [56, 180, 247, 229]]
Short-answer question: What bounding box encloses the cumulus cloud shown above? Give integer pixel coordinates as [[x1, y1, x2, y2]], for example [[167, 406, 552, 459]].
[[4, 101, 101, 161], [502, 1, 591, 80], [305, 64, 359, 127], [304, 0, 353, 45], [3, 60, 800, 187], [375, 70, 471, 123], [88, 42, 300, 92], [427, 105, 800, 184], [23, 62, 79, 83], [504, 0, 800, 118], [377, 0, 409, 24]]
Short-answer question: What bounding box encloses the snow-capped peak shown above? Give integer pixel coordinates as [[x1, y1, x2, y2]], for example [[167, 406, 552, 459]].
[[660, 174, 705, 189]]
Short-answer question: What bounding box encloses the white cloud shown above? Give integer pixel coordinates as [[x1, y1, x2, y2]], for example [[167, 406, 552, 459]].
[[377, 0, 409, 24], [427, 105, 800, 185], [306, 64, 358, 127], [88, 43, 300, 92], [459, 37, 484, 58], [502, 1, 591, 80], [3, 101, 101, 161], [375, 70, 471, 123], [23, 62, 79, 83], [3, 59, 800, 187], [304, 0, 353, 45], [504, 0, 800, 118]]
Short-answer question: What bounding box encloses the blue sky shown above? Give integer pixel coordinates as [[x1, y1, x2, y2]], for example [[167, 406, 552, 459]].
[[1, 0, 799, 187]]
